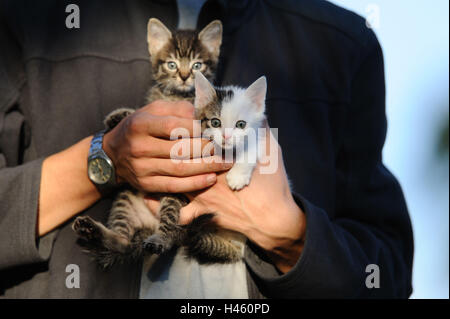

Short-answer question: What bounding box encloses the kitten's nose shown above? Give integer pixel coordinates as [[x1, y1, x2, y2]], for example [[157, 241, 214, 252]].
[[179, 73, 190, 81], [223, 134, 232, 140]]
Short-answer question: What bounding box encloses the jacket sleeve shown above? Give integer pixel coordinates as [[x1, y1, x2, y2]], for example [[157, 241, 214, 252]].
[[245, 30, 414, 298], [0, 10, 55, 271]]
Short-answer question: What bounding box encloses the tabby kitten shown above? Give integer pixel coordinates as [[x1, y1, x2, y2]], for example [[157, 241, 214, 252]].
[[73, 18, 245, 268]]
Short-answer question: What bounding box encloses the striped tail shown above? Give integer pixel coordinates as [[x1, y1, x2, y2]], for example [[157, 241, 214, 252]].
[[184, 214, 243, 264]]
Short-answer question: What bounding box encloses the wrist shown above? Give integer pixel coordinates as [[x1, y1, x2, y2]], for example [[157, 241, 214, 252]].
[[87, 130, 118, 190], [102, 129, 123, 184], [102, 129, 114, 162], [263, 198, 306, 273]]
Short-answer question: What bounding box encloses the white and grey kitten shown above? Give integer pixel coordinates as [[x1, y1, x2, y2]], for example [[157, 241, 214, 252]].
[[194, 71, 267, 191]]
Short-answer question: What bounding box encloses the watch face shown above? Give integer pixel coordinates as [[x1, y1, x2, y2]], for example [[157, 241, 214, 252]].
[[88, 157, 112, 185]]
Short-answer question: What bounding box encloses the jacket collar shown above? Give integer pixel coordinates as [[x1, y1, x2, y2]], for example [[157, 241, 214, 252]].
[[158, 0, 256, 34], [215, 0, 256, 34]]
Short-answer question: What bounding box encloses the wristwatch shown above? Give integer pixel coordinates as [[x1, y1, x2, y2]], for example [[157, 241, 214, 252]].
[[87, 130, 116, 192]]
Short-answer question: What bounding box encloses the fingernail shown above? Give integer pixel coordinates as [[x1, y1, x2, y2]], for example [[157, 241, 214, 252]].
[[223, 162, 233, 168], [206, 174, 217, 185]]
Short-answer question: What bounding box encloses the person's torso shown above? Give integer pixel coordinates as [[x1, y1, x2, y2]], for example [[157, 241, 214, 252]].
[[1, 0, 367, 298]]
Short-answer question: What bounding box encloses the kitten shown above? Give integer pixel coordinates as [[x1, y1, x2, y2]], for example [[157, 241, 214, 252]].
[[194, 71, 267, 190], [72, 18, 267, 269]]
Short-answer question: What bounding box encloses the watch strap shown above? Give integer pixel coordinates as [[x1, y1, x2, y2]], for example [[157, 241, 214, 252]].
[[88, 129, 106, 158], [88, 130, 117, 195]]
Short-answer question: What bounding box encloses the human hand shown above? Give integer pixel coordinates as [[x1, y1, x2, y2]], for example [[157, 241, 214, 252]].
[[103, 101, 232, 193], [145, 129, 306, 273]]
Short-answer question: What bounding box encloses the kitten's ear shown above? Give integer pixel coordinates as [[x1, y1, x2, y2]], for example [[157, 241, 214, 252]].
[[198, 20, 223, 57], [194, 71, 216, 110], [147, 18, 172, 57], [245, 76, 267, 113]]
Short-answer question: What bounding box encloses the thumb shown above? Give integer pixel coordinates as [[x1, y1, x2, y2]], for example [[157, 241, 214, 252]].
[[143, 196, 160, 217], [179, 202, 206, 225]]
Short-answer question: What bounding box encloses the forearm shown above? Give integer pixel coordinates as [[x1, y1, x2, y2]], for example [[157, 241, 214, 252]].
[[38, 136, 100, 236]]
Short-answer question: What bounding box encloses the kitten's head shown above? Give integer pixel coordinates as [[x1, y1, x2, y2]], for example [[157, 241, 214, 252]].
[[194, 72, 267, 150], [147, 18, 222, 95]]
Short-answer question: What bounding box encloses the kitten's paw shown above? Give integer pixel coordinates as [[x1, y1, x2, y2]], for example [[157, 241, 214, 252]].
[[143, 235, 170, 255], [73, 216, 101, 241], [104, 108, 135, 130], [226, 170, 252, 190]]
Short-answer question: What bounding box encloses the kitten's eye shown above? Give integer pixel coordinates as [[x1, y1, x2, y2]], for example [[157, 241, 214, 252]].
[[192, 62, 202, 70], [236, 120, 246, 129], [167, 61, 177, 70], [210, 118, 221, 128]]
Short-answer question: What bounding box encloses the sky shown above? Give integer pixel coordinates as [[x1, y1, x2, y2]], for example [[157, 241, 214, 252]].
[[328, 0, 449, 299]]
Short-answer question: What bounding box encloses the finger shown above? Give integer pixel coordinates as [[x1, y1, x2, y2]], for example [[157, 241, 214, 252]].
[[179, 202, 208, 225], [151, 157, 233, 177], [146, 116, 201, 139], [138, 173, 217, 193], [131, 156, 231, 177], [142, 100, 195, 119], [164, 138, 217, 159], [143, 196, 161, 217], [130, 136, 216, 159]]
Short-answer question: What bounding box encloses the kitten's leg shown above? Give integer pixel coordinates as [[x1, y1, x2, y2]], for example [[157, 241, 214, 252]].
[[72, 215, 134, 269], [106, 190, 159, 249], [72, 216, 130, 253], [104, 108, 135, 130], [143, 195, 187, 255], [72, 190, 158, 268], [226, 138, 260, 190], [226, 162, 257, 190]]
